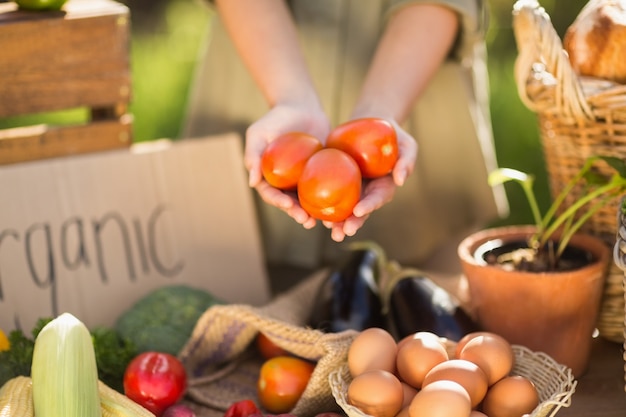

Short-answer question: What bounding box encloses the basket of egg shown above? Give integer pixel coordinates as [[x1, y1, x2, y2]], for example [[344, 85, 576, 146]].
[[329, 328, 576, 417]]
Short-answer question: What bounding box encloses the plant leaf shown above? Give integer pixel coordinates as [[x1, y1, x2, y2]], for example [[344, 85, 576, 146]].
[[582, 169, 610, 186], [598, 156, 626, 178], [488, 168, 532, 186]]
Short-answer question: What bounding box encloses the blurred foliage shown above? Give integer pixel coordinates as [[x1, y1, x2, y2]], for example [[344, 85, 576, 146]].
[[123, 0, 212, 142], [483, 0, 588, 224]]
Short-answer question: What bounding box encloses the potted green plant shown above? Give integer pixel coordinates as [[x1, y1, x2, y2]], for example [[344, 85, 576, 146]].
[[458, 155, 626, 377]]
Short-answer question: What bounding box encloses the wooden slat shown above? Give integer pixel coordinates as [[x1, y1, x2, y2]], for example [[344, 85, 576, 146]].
[[0, 115, 132, 165], [0, 0, 131, 117]]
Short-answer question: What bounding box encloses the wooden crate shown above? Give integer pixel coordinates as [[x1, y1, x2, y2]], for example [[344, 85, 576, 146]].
[[0, 0, 132, 165]]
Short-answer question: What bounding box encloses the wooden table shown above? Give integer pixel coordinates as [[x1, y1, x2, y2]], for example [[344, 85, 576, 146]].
[[559, 337, 625, 417]]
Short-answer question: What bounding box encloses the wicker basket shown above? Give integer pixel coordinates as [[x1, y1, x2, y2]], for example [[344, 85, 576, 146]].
[[512, 0, 626, 343], [329, 342, 577, 417], [612, 196, 626, 391]]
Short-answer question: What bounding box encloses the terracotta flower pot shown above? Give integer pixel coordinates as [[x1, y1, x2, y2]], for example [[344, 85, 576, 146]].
[[458, 225, 611, 377]]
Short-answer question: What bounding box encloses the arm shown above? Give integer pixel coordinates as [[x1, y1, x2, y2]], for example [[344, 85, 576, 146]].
[[331, 4, 460, 241], [214, 0, 329, 227], [353, 3, 459, 123], [357, 2, 458, 187], [214, 0, 318, 109]]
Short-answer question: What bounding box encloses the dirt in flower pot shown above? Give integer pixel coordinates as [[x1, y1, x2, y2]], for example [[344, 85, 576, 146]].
[[477, 239, 596, 273]]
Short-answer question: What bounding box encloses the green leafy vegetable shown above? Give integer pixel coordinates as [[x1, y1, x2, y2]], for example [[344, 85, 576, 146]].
[[91, 326, 138, 393], [0, 329, 34, 386], [116, 285, 223, 355], [0, 317, 51, 386], [0, 317, 136, 393]]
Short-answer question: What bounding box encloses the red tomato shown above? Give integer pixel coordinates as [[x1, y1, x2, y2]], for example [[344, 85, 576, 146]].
[[123, 352, 188, 417], [257, 356, 315, 414], [297, 148, 362, 222], [326, 117, 399, 178], [261, 132, 323, 190], [223, 399, 262, 417], [256, 332, 290, 360]]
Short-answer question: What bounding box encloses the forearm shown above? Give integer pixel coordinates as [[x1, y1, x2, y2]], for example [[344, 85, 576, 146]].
[[214, 0, 321, 109], [352, 3, 459, 123]]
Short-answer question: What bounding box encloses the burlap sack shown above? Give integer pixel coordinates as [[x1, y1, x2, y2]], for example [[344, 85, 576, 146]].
[[178, 269, 358, 417]]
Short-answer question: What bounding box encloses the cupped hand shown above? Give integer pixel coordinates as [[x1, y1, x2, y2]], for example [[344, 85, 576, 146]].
[[244, 103, 330, 228], [323, 121, 418, 242]]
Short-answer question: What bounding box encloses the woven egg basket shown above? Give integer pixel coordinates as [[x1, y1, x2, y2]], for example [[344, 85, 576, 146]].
[[330, 340, 577, 417], [512, 0, 626, 344]]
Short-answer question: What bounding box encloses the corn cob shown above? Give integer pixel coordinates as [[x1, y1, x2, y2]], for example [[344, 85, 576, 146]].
[[31, 312, 102, 417], [0, 376, 156, 417], [3, 312, 155, 417], [0, 376, 34, 417], [99, 380, 156, 417]]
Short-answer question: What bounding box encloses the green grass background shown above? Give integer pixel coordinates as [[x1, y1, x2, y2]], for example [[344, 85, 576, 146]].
[[0, 0, 589, 226]]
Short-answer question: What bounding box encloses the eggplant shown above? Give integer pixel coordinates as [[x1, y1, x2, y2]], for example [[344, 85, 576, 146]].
[[308, 245, 387, 332], [386, 274, 479, 341]]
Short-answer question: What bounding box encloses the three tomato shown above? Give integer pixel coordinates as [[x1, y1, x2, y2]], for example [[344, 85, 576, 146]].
[[261, 132, 323, 190], [260, 118, 398, 222], [326, 118, 398, 179], [298, 149, 362, 222]]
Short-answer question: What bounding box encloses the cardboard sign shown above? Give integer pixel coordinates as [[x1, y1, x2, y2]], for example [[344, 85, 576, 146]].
[[0, 133, 271, 332]]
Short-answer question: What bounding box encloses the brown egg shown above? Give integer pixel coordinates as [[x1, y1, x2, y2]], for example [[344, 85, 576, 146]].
[[422, 359, 489, 408], [409, 380, 472, 417], [348, 327, 397, 376], [458, 332, 514, 386], [395, 406, 410, 417], [397, 331, 441, 351], [470, 411, 489, 417], [348, 369, 404, 417], [396, 333, 448, 389], [454, 331, 492, 358], [454, 331, 510, 359], [400, 382, 418, 409], [482, 375, 540, 417]]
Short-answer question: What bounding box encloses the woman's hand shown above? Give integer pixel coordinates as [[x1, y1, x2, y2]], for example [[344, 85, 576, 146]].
[[245, 103, 330, 229], [323, 121, 418, 241], [322, 3, 457, 242], [215, 0, 329, 227]]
